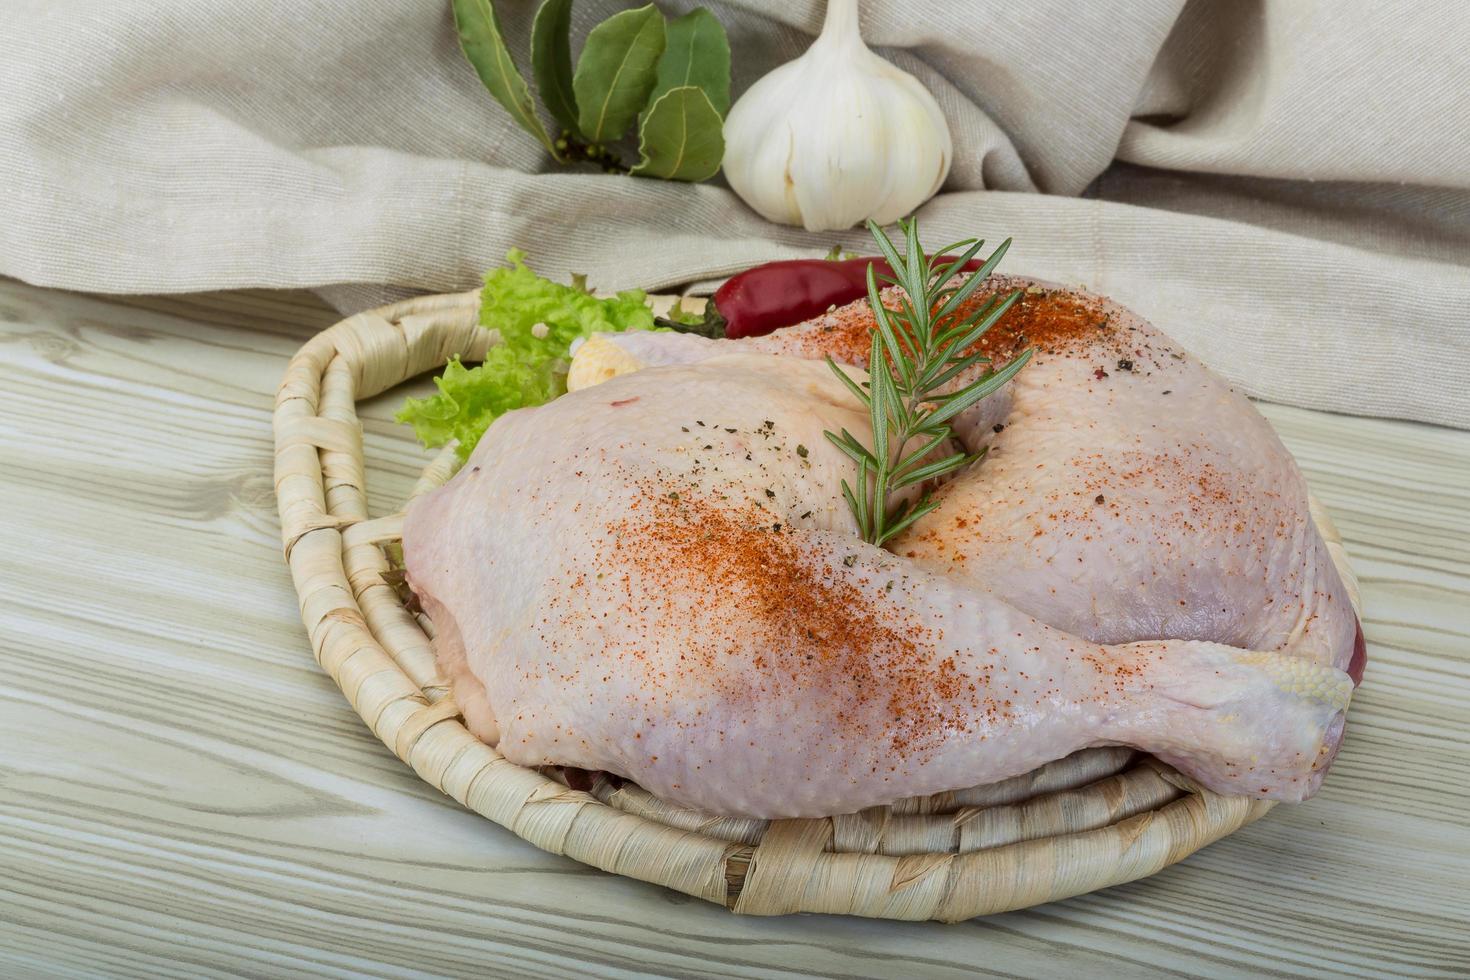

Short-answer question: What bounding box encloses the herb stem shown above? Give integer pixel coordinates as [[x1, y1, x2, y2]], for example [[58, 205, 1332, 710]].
[[556, 131, 632, 174], [825, 217, 1034, 547]]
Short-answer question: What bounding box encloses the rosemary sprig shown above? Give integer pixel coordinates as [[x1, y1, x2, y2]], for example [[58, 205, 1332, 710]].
[[824, 217, 1033, 547]]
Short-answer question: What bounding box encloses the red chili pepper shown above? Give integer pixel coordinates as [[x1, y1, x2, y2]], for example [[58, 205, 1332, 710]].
[[712, 254, 986, 339]]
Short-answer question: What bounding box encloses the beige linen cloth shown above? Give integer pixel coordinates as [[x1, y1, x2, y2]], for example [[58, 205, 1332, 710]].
[[1, 1, 1466, 427]]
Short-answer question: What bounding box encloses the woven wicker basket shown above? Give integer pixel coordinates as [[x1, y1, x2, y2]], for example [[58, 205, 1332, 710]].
[[272, 289, 1361, 921]]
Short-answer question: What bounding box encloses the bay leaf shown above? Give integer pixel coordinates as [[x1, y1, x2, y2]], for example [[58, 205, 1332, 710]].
[[632, 85, 724, 182], [452, 0, 560, 159], [573, 4, 666, 145], [649, 7, 730, 117], [531, 0, 579, 137]]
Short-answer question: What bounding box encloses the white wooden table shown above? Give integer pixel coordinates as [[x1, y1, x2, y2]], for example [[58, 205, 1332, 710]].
[[3, 277, 1467, 978]]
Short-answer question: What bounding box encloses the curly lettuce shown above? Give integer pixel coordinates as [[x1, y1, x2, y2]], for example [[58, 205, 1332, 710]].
[[397, 250, 656, 459]]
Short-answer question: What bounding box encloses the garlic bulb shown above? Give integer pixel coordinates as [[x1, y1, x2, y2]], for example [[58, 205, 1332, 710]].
[[722, 0, 952, 232]]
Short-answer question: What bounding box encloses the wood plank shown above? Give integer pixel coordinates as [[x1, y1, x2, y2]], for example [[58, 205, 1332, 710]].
[[1, 277, 1466, 978]]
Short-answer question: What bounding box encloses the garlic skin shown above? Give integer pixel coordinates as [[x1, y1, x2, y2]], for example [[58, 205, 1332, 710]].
[[722, 0, 952, 232]]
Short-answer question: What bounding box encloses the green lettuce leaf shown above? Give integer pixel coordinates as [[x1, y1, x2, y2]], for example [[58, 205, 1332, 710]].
[[397, 249, 656, 459]]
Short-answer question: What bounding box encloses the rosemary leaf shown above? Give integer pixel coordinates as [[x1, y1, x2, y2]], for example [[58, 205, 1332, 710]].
[[876, 496, 942, 547], [891, 428, 952, 479], [826, 357, 872, 407], [824, 428, 877, 467], [970, 237, 1012, 281], [935, 294, 1001, 347], [892, 451, 977, 490], [931, 239, 987, 301], [867, 330, 894, 480], [867, 268, 913, 389], [934, 249, 1009, 323], [840, 478, 865, 541], [937, 291, 1021, 360], [923, 349, 994, 392], [927, 349, 1034, 426]]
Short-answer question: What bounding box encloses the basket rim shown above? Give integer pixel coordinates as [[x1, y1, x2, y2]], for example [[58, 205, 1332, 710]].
[[271, 287, 1360, 921]]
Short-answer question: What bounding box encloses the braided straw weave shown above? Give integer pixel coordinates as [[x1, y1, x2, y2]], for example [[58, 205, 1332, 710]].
[[272, 289, 1361, 921]]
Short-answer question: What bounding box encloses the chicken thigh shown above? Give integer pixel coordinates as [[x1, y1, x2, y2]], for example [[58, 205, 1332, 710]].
[[404, 352, 1353, 818]]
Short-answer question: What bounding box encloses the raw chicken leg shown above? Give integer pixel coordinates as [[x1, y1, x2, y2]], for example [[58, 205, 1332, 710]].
[[404, 354, 1352, 818]]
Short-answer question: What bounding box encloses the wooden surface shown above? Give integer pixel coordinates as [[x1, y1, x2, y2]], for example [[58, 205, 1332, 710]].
[[2, 276, 1467, 978]]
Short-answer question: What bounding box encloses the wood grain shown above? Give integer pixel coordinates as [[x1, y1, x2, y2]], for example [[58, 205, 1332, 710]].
[[1, 277, 1466, 977]]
